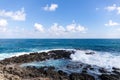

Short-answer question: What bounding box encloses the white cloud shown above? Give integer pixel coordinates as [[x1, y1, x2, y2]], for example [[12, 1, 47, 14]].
[[0, 19, 8, 27], [66, 23, 76, 32], [34, 23, 44, 32], [0, 19, 8, 32], [105, 4, 120, 14], [66, 22, 86, 33], [105, 20, 120, 26], [43, 4, 58, 11], [77, 25, 87, 32], [49, 23, 65, 35], [34, 22, 87, 36], [117, 7, 120, 14], [0, 8, 26, 21], [105, 4, 116, 11], [0, 21, 87, 38]]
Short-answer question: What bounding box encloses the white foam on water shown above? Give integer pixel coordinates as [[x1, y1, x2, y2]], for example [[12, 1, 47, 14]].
[[1, 48, 120, 71], [33, 48, 74, 54], [70, 50, 120, 70], [11, 52, 30, 57], [0, 52, 30, 60]]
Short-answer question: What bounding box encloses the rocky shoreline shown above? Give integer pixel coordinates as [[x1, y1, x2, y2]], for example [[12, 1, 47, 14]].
[[0, 50, 119, 80]]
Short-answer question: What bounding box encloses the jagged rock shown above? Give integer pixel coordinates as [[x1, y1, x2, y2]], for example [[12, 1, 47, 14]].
[[99, 68, 108, 73], [69, 73, 95, 80], [0, 50, 74, 65], [100, 74, 120, 80], [85, 52, 95, 55], [112, 67, 120, 75], [0, 50, 119, 80], [58, 70, 67, 76]]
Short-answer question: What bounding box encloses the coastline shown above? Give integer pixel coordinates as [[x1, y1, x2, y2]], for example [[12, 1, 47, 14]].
[[0, 50, 119, 80]]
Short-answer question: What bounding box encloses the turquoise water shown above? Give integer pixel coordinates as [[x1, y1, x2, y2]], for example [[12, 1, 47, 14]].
[[21, 59, 71, 69], [21, 59, 86, 74]]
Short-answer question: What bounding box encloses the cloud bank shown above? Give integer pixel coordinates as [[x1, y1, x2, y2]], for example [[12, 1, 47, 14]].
[[34, 22, 87, 36]]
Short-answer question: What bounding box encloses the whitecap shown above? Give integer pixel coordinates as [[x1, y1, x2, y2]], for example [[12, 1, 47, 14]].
[[70, 50, 120, 71]]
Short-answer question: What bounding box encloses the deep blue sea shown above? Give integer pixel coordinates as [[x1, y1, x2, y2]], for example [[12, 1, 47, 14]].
[[0, 39, 120, 69], [0, 39, 120, 53]]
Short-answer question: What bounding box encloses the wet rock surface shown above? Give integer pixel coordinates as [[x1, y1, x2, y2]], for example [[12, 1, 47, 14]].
[[100, 74, 120, 80], [0, 50, 119, 80], [69, 73, 95, 80], [0, 50, 73, 65]]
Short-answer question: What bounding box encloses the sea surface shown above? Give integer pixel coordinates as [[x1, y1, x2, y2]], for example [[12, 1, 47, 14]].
[[0, 39, 120, 70]]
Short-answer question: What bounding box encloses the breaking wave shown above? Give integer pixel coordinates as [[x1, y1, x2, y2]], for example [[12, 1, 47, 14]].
[[0, 48, 120, 71], [70, 50, 120, 70]]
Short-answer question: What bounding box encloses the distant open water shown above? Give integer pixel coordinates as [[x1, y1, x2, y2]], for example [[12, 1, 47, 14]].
[[0, 39, 120, 69], [0, 39, 120, 53]]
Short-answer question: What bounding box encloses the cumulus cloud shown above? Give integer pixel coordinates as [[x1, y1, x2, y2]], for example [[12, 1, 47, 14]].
[[34, 23, 44, 32], [66, 22, 87, 33], [0, 8, 26, 21], [0, 21, 87, 38], [0, 19, 8, 32], [49, 23, 65, 35], [105, 20, 120, 26], [0, 19, 8, 27], [43, 4, 58, 11], [34, 21, 87, 36], [105, 4, 120, 14], [105, 4, 116, 11]]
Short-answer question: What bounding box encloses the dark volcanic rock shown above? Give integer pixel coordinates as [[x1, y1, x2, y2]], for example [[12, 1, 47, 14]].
[[99, 68, 108, 73], [1, 49, 120, 80], [0, 50, 74, 65], [58, 70, 67, 76], [113, 67, 120, 71], [43, 67, 69, 80], [69, 73, 95, 80], [85, 52, 95, 55], [0, 50, 74, 79], [112, 67, 120, 75], [48, 50, 74, 59], [100, 74, 120, 80]]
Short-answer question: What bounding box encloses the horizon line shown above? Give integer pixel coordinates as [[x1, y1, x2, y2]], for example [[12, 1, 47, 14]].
[[0, 38, 120, 39]]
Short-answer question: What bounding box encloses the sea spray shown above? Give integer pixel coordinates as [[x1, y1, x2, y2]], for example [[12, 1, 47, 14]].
[[70, 50, 120, 71]]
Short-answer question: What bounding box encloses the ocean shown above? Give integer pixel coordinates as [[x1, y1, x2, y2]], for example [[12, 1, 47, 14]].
[[0, 39, 120, 70]]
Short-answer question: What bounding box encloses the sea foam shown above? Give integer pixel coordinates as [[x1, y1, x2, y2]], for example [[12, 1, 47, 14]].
[[70, 50, 120, 70], [0, 52, 30, 60], [0, 48, 120, 71]]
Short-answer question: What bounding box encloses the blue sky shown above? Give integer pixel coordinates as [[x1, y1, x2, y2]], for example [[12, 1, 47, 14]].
[[0, 0, 120, 38]]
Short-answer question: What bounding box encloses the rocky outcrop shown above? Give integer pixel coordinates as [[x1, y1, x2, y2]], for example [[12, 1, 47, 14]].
[[100, 74, 120, 80], [69, 73, 95, 80], [0, 50, 74, 80], [0, 50, 73, 65], [0, 64, 21, 80], [85, 52, 95, 55], [0, 50, 119, 80]]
